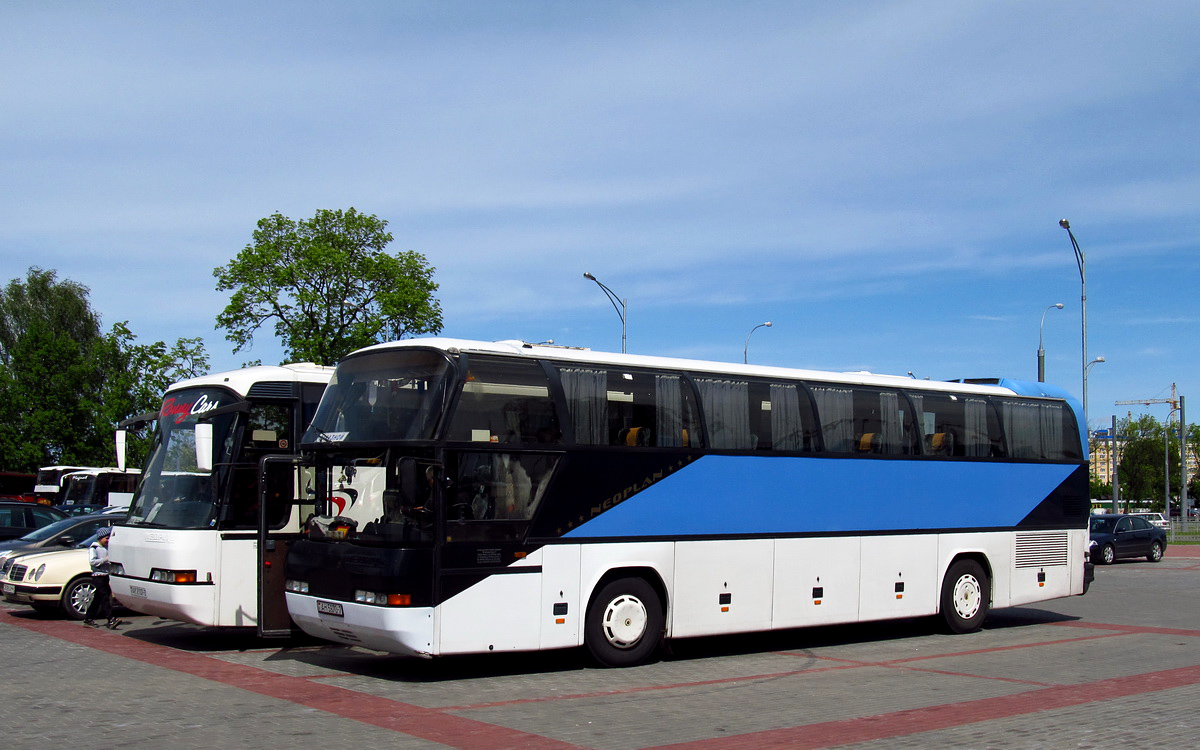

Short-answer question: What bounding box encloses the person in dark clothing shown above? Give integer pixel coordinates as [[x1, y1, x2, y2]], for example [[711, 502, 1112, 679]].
[[84, 527, 120, 629]]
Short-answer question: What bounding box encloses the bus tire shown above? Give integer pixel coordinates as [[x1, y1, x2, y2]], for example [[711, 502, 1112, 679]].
[[940, 559, 989, 634], [62, 576, 97, 620], [585, 577, 663, 668]]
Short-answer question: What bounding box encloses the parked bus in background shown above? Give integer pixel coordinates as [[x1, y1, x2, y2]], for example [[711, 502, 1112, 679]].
[[0, 472, 37, 503], [279, 338, 1091, 667], [108, 363, 333, 635], [57, 468, 140, 513], [33, 466, 91, 505]]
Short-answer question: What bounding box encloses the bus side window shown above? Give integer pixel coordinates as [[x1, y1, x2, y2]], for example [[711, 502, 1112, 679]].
[[557, 366, 700, 449], [447, 357, 562, 444]]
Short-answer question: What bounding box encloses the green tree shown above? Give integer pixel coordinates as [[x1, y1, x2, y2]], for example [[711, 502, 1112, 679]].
[[213, 208, 443, 365], [0, 268, 209, 472], [1114, 413, 1186, 513]]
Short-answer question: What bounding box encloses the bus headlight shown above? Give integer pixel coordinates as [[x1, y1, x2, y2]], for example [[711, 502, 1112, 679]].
[[149, 568, 197, 583], [285, 579, 309, 594], [110, 563, 125, 576], [355, 589, 411, 606]]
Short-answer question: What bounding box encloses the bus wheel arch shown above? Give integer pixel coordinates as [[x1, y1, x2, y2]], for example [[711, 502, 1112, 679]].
[[584, 568, 667, 668], [939, 555, 990, 634]]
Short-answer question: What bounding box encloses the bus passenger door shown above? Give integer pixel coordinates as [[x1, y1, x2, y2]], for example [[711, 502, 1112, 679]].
[[258, 456, 300, 637]]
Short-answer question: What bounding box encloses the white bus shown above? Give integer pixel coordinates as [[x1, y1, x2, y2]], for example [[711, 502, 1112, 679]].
[[280, 339, 1092, 666], [58, 468, 140, 511], [33, 466, 92, 505], [109, 363, 333, 635]]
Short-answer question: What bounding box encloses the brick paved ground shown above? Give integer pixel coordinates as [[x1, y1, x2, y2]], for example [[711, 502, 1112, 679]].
[[3, 549, 1199, 749]]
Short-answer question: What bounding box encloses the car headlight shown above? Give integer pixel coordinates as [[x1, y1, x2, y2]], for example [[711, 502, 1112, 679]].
[[32, 564, 46, 582]]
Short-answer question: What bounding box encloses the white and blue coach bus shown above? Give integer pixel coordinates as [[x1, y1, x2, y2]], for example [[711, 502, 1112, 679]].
[[281, 338, 1091, 666]]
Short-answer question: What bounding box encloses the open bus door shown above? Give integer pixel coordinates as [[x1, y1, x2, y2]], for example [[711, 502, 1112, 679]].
[[258, 455, 302, 637]]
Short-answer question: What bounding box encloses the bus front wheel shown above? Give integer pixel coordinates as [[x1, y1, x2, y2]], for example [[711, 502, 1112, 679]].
[[940, 559, 989, 634], [585, 577, 663, 668]]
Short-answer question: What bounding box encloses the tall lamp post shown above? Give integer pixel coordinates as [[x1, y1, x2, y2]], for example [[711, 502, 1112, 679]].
[[1084, 356, 1105, 408], [583, 272, 627, 353], [1038, 302, 1064, 382], [744, 321, 772, 364], [1060, 219, 1089, 424]]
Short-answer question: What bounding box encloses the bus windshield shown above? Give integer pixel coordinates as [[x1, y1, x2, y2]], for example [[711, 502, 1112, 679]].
[[60, 474, 98, 505], [303, 349, 453, 445], [126, 388, 239, 529]]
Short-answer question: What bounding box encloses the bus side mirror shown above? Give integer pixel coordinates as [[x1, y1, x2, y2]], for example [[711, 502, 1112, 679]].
[[196, 423, 214, 472], [115, 429, 127, 472]]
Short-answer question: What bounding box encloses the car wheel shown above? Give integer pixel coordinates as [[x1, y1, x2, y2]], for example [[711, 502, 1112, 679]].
[[584, 577, 664, 668], [62, 576, 97, 620], [1148, 541, 1164, 563], [1098, 544, 1116, 565], [940, 559, 990, 634]]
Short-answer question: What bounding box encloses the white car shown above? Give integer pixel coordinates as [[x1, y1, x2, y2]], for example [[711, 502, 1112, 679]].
[[1131, 512, 1169, 529], [1, 531, 103, 619]]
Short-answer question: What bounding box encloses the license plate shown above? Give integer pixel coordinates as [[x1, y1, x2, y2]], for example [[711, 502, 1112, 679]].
[[128, 586, 147, 598], [2, 583, 13, 595], [316, 600, 344, 617]]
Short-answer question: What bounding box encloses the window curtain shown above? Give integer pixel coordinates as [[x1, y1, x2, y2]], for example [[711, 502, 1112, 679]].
[[1039, 402, 1064, 460], [1002, 400, 1042, 458], [812, 386, 853, 452], [964, 398, 989, 457], [559, 368, 607, 444], [878, 391, 903, 453], [696, 378, 751, 449], [770, 383, 805, 451], [655, 375, 686, 447]]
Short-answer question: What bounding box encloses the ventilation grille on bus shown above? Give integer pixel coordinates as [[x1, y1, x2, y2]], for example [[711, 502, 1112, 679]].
[[1014, 532, 1069, 568], [247, 381, 297, 399]]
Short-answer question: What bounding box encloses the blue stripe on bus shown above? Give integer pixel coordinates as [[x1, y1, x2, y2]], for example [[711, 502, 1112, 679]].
[[563, 455, 1077, 538]]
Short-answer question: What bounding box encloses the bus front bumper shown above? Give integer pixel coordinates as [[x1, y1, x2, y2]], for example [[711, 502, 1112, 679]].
[[286, 592, 435, 657]]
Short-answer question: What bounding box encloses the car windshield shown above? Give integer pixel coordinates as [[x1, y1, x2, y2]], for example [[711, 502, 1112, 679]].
[[17, 516, 81, 542], [1090, 516, 1118, 533]]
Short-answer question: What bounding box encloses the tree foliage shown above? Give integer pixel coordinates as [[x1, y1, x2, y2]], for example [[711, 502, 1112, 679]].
[[1113, 413, 1192, 513], [213, 208, 443, 365], [0, 267, 208, 472]]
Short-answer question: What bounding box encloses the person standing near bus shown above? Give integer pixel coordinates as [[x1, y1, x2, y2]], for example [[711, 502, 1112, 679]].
[[84, 527, 121, 629]]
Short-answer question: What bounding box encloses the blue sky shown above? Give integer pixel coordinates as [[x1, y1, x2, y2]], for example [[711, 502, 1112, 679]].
[[3, 1, 1198, 431]]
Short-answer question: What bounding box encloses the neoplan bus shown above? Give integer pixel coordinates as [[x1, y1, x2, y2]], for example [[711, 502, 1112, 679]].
[[281, 338, 1091, 667], [108, 363, 333, 634]]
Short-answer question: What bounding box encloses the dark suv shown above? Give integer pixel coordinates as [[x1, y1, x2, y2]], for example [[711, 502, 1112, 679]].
[[1089, 514, 1167, 564]]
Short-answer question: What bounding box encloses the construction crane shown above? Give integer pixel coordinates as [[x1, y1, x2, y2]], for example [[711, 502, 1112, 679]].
[[1115, 384, 1188, 519]]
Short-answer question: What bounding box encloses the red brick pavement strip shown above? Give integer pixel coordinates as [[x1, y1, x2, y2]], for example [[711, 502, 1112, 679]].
[[651, 620, 1200, 750], [1166, 545, 1200, 557], [651, 663, 1200, 750], [3, 612, 582, 750], [440, 629, 1135, 712]]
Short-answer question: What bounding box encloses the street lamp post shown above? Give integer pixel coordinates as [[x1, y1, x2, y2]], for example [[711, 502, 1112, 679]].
[[1060, 220, 1089, 424], [744, 322, 772, 364], [1160, 406, 1181, 521], [583, 272, 627, 353], [1084, 356, 1105, 419], [1038, 302, 1064, 382]]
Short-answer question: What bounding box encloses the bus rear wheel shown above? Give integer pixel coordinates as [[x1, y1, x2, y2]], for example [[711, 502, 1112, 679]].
[[940, 559, 989, 634], [585, 577, 663, 668]]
